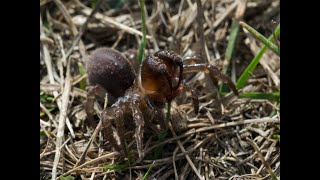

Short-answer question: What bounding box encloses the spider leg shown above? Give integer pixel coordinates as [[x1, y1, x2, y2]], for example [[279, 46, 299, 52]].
[[106, 97, 129, 156], [144, 96, 166, 131], [131, 95, 145, 158], [113, 106, 127, 156], [101, 110, 123, 154], [183, 64, 239, 96], [85, 85, 107, 127], [181, 82, 199, 114]]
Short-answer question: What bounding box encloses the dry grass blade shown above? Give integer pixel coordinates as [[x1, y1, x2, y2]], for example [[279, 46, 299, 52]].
[[169, 123, 204, 180], [204, 1, 238, 35], [194, 117, 279, 133], [173, 134, 194, 180], [40, 84, 87, 98], [144, 117, 278, 157], [246, 138, 278, 180], [74, 120, 102, 167], [66, 0, 104, 58], [81, 8, 152, 39], [53, 0, 78, 36], [58, 152, 119, 178], [51, 60, 72, 180]]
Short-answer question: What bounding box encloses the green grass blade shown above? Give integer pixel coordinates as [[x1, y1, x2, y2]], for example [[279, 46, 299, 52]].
[[78, 62, 87, 90], [221, 92, 279, 101], [90, 0, 98, 8], [138, 0, 147, 64], [40, 107, 55, 118], [220, 20, 240, 93], [239, 92, 279, 101], [236, 24, 280, 89], [103, 163, 129, 171], [109, 0, 126, 8], [225, 20, 240, 64], [239, 21, 280, 56], [60, 175, 75, 180], [143, 161, 155, 180]]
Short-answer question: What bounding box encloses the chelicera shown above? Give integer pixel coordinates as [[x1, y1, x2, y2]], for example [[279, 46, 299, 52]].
[[85, 48, 239, 159]]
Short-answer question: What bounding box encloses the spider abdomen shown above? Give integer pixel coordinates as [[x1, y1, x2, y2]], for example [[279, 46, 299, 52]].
[[86, 48, 136, 98]]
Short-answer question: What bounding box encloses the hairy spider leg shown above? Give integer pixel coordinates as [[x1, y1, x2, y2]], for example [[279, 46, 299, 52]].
[[181, 81, 200, 114], [103, 94, 145, 158], [85, 85, 107, 127], [144, 96, 166, 131], [101, 111, 123, 154], [183, 64, 239, 96]]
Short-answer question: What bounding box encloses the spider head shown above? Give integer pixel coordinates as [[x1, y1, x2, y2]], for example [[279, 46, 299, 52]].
[[140, 50, 183, 104]]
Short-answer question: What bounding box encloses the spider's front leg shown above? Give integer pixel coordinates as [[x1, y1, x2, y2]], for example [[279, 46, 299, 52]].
[[104, 94, 145, 159], [173, 81, 200, 114], [183, 64, 239, 96], [182, 82, 199, 114]]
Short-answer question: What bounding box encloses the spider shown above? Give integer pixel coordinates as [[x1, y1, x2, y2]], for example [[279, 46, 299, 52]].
[[85, 48, 239, 159]]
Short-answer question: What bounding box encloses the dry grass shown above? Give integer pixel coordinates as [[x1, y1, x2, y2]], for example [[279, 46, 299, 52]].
[[40, 0, 280, 179]]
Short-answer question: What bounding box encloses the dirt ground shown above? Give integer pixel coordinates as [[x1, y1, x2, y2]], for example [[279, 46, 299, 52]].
[[40, 0, 280, 179]]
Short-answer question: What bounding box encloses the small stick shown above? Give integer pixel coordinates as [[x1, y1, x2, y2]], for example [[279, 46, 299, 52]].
[[57, 152, 119, 178], [169, 123, 204, 180], [65, 0, 104, 58], [52, 60, 72, 180]]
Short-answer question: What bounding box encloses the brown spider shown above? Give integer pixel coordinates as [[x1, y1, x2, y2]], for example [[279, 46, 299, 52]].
[[85, 48, 238, 159]]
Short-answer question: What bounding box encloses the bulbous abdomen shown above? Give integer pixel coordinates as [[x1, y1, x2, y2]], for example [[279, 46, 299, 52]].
[[86, 48, 136, 98]]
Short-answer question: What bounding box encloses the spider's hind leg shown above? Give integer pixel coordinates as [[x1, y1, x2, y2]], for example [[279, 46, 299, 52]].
[[85, 84, 107, 127], [101, 110, 123, 155], [105, 97, 130, 157]]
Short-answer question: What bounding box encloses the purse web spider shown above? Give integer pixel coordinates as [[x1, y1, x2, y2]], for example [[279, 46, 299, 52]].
[[85, 48, 239, 159]]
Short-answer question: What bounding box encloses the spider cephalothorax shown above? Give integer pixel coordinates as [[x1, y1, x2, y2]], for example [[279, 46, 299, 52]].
[[85, 48, 238, 159]]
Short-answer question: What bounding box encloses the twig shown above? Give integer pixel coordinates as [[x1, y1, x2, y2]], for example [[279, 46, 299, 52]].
[[173, 134, 194, 180], [40, 119, 51, 138], [89, 171, 96, 180], [81, 8, 152, 39], [53, 0, 78, 36], [74, 120, 102, 167], [145, 117, 279, 155], [193, 117, 279, 133], [195, 0, 207, 63], [57, 152, 119, 178], [204, 1, 238, 35], [147, 165, 168, 180], [40, 137, 53, 160], [41, 13, 75, 139], [40, 84, 87, 98], [51, 60, 72, 180], [195, 0, 219, 98], [246, 138, 278, 180], [40, 102, 58, 128], [169, 123, 204, 180], [65, 0, 104, 58], [173, 0, 186, 36]]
